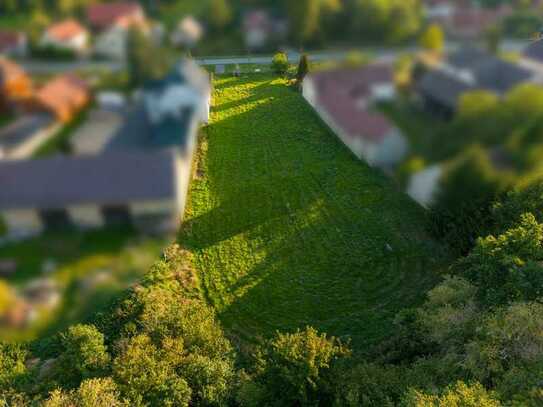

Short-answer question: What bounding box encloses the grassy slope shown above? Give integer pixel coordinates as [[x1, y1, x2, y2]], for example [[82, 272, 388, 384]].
[[181, 75, 447, 350]]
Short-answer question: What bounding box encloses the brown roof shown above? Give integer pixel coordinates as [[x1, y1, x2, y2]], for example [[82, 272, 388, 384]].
[[35, 74, 89, 119], [309, 64, 394, 142], [46, 19, 87, 41], [0, 57, 26, 82], [0, 31, 24, 52], [87, 1, 143, 29]]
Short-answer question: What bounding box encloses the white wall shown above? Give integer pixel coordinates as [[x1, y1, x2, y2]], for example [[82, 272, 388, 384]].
[[407, 165, 443, 207], [373, 128, 408, 167], [68, 205, 104, 229], [40, 32, 89, 52], [2, 209, 42, 238], [94, 27, 127, 60]]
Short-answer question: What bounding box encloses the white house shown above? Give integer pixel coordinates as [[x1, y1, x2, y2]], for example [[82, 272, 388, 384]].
[[171, 16, 203, 48], [303, 64, 407, 168], [94, 26, 129, 61], [40, 20, 89, 54]]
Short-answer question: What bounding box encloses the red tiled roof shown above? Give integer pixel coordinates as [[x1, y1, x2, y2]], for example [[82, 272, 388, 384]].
[[46, 19, 87, 41], [0, 31, 24, 52], [87, 1, 143, 29], [309, 64, 394, 143], [35, 74, 89, 120], [0, 57, 26, 81]]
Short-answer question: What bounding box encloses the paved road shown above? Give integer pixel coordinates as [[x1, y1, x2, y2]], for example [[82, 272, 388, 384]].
[[17, 39, 528, 73]]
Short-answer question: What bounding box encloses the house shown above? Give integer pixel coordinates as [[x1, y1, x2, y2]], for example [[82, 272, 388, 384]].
[[171, 16, 203, 48], [424, 0, 456, 23], [0, 58, 33, 112], [40, 19, 89, 54], [0, 113, 59, 160], [417, 47, 533, 116], [35, 75, 90, 123], [144, 59, 211, 127], [448, 5, 511, 40], [243, 10, 272, 50], [88, 1, 148, 60], [303, 64, 407, 168], [0, 31, 27, 57], [0, 59, 209, 239], [0, 149, 188, 237]]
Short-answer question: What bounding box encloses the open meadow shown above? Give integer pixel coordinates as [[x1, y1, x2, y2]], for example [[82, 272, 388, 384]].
[[180, 74, 449, 351]]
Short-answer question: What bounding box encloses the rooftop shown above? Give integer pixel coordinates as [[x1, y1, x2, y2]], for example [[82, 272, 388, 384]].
[[87, 1, 143, 29], [0, 149, 179, 211], [46, 19, 87, 41], [308, 64, 394, 142], [0, 114, 55, 156]]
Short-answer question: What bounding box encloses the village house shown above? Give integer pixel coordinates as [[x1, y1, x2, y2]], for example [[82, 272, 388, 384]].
[[417, 47, 532, 117], [34, 74, 90, 123], [40, 19, 89, 55], [0, 59, 210, 239], [87, 1, 148, 60], [0, 31, 27, 58], [171, 16, 203, 49], [0, 57, 33, 113], [303, 64, 407, 168], [0, 149, 188, 238]]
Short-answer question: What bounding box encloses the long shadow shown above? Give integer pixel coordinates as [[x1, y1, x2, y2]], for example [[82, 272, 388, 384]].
[[182, 75, 447, 354]]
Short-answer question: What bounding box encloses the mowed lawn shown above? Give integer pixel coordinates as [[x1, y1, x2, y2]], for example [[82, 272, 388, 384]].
[[181, 75, 447, 350]]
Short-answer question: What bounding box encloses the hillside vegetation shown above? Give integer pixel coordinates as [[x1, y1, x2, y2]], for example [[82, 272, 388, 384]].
[[180, 74, 447, 350]]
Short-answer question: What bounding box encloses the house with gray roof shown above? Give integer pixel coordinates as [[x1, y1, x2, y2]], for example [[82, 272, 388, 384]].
[[0, 59, 210, 239], [417, 47, 533, 116]]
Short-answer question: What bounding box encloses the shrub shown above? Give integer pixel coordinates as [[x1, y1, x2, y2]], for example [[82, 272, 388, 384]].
[[272, 52, 289, 76], [419, 24, 444, 53], [43, 378, 126, 407]]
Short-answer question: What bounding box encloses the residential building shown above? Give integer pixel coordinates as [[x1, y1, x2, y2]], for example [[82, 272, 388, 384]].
[[0, 149, 188, 237], [40, 19, 89, 54], [0, 31, 27, 58], [171, 16, 203, 48], [0, 59, 210, 239], [303, 64, 407, 168], [35, 74, 90, 123], [88, 1, 148, 60], [417, 47, 532, 117], [0, 58, 33, 112]]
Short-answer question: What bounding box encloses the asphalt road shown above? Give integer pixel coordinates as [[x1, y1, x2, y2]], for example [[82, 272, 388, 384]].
[[18, 40, 528, 74]]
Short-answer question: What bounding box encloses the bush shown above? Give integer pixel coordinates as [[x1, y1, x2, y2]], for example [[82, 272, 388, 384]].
[[43, 378, 126, 407], [31, 45, 77, 61], [404, 381, 500, 407], [419, 24, 444, 53], [271, 52, 289, 76]]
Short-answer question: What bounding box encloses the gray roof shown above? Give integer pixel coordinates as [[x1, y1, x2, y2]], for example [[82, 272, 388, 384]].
[[0, 114, 55, 154], [418, 70, 472, 109], [0, 149, 179, 211], [419, 47, 533, 109]]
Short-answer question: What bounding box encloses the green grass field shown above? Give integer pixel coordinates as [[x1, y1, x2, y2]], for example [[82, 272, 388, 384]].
[[180, 74, 449, 351]]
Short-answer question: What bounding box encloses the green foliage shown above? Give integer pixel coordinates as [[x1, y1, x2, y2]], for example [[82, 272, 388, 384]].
[[493, 183, 543, 232], [286, 0, 321, 44], [0, 342, 27, 390], [271, 52, 289, 75], [43, 378, 126, 407], [431, 145, 513, 255], [57, 324, 110, 385], [455, 213, 543, 306], [457, 91, 499, 120], [251, 327, 350, 406], [484, 25, 503, 54], [419, 24, 444, 53], [404, 381, 501, 407], [465, 302, 543, 383], [208, 0, 232, 30]]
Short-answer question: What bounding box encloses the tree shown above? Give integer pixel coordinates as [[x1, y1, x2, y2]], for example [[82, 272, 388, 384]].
[[43, 378, 126, 407], [296, 54, 310, 83], [485, 25, 503, 54], [419, 24, 444, 53], [286, 0, 321, 44], [455, 213, 543, 306], [57, 324, 110, 385], [457, 91, 499, 120], [208, 0, 233, 31], [404, 381, 500, 407], [271, 52, 289, 76], [250, 327, 351, 405]]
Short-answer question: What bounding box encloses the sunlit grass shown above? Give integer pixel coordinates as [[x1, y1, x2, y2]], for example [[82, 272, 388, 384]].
[[181, 74, 449, 352]]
